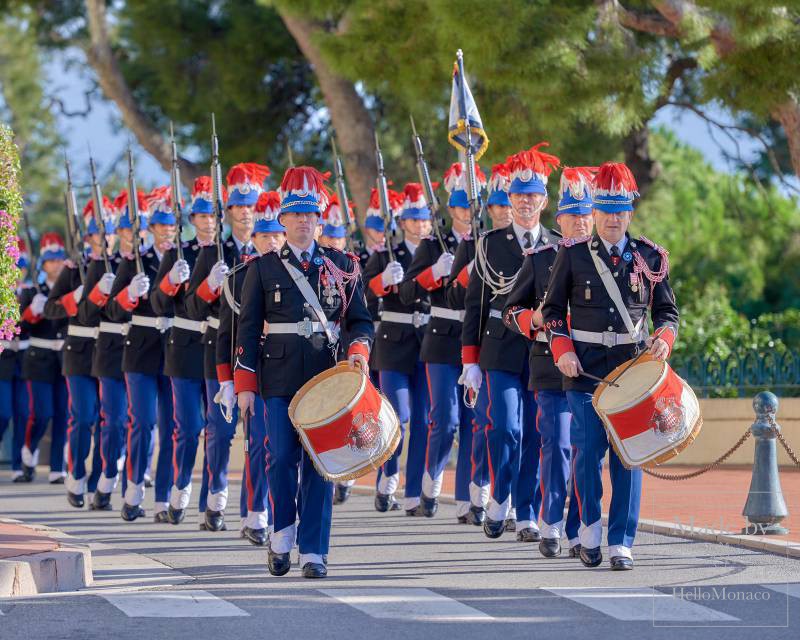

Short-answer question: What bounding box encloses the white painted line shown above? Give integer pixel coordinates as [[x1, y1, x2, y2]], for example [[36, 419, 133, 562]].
[[761, 583, 800, 599], [101, 590, 249, 618], [543, 587, 738, 622], [319, 588, 493, 622]]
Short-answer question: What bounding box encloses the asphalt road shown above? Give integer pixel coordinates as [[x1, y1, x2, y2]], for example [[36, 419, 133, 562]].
[[1, 473, 799, 640]]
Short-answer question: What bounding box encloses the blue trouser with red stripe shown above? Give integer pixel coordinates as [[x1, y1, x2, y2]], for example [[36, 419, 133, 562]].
[[485, 364, 541, 528], [24, 378, 68, 473], [265, 395, 330, 564], [423, 363, 473, 512], [536, 390, 574, 539], [469, 377, 491, 508], [567, 391, 642, 553], [170, 377, 206, 509], [0, 370, 29, 472], [205, 379, 237, 512], [378, 361, 429, 500], [97, 377, 127, 495], [235, 396, 271, 529], [64, 375, 99, 494], [123, 372, 174, 509]]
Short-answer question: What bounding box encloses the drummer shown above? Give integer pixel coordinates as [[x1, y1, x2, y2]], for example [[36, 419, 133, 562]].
[[234, 166, 374, 580], [541, 162, 678, 571]]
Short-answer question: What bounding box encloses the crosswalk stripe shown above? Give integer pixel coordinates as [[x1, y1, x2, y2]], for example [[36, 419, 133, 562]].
[[319, 588, 493, 621], [101, 590, 249, 618], [543, 587, 738, 622], [761, 584, 800, 599]]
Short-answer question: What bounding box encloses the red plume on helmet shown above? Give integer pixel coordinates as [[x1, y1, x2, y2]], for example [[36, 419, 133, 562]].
[[443, 162, 487, 193], [401, 183, 426, 209], [488, 162, 511, 192], [226, 163, 271, 190], [559, 166, 598, 200], [82, 195, 113, 219], [145, 185, 173, 211], [506, 142, 560, 185], [114, 189, 149, 213], [593, 162, 638, 197], [279, 166, 331, 212]]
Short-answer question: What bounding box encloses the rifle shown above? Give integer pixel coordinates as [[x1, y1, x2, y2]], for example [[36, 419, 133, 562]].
[[373, 132, 396, 263], [88, 154, 112, 274], [210, 113, 225, 263], [286, 142, 295, 168], [455, 49, 484, 241], [20, 208, 41, 291], [409, 114, 448, 254], [126, 147, 145, 275], [64, 156, 86, 284], [330, 133, 357, 252], [169, 122, 184, 261]]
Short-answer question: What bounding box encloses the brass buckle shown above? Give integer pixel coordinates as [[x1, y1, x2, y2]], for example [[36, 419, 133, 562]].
[[297, 318, 314, 339]]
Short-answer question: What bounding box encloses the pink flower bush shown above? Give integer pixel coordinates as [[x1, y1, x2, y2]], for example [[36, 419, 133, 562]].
[[0, 125, 22, 350]]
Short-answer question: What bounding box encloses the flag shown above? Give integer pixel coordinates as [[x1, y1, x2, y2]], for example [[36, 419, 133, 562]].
[[448, 49, 489, 161]]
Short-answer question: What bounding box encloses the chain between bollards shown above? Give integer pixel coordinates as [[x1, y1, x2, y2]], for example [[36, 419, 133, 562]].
[[642, 428, 753, 481]]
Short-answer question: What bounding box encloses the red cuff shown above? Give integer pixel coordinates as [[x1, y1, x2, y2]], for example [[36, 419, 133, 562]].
[[159, 276, 181, 297], [22, 306, 42, 324], [462, 345, 480, 365], [455, 265, 470, 289], [114, 287, 139, 312], [233, 369, 257, 394], [347, 341, 370, 360], [415, 266, 442, 291], [655, 327, 676, 355], [517, 309, 535, 339], [216, 363, 233, 383], [89, 284, 109, 308], [550, 336, 576, 363], [197, 277, 221, 303], [60, 292, 79, 317], [369, 274, 390, 298]]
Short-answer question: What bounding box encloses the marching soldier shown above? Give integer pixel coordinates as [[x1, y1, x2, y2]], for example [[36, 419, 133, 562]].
[[234, 166, 373, 579], [185, 163, 267, 531], [399, 162, 485, 518], [364, 183, 432, 512], [542, 161, 678, 570], [151, 178, 217, 525], [503, 167, 596, 558], [319, 196, 348, 252], [462, 144, 560, 541]]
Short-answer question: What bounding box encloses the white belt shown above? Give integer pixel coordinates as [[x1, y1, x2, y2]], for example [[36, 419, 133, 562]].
[[131, 315, 173, 333], [172, 316, 205, 333], [29, 337, 64, 351], [0, 339, 29, 352], [99, 321, 127, 335], [68, 325, 98, 339], [571, 328, 643, 347], [381, 311, 430, 328], [488, 309, 504, 320], [429, 306, 464, 322], [269, 320, 325, 338], [206, 316, 220, 330]]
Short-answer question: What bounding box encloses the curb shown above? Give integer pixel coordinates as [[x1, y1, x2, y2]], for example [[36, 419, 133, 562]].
[[348, 484, 800, 559], [0, 519, 93, 597]]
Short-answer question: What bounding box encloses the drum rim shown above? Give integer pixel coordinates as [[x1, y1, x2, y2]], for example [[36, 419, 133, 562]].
[[288, 362, 367, 430], [595, 357, 668, 415]]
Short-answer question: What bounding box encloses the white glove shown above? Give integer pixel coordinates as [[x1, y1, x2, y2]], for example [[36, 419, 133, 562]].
[[72, 285, 84, 304], [207, 260, 229, 291], [213, 380, 236, 424], [458, 363, 483, 394], [98, 272, 116, 295], [381, 261, 404, 288], [168, 259, 190, 285], [432, 251, 455, 281], [127, 272, 150, 300], [30, 293, 47, 316]]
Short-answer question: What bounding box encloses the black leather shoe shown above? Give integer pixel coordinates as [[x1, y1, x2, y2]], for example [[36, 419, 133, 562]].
[[568, 544, 582, 558], [539, 537, 562, 558], [483, 517, 505, 539], [21, 465, 36, 482], [243, 527, 268, 546], [202, 509, 226, 531], [420, 493, 438, 518], [302, 562, 327, 579], [153, 510, 170, 524], [267, 549, 291, 576], [465, 506, 486, 526], [121, 503, 145, 522], [580, 546, 603, 568], [333, 484, 352, 505], [167, 505, 185, 525], [405, 504, 425, 517], [610, 556, 634, 571], [457, 514, 468, 524], [516, 527, 541, 543], [13, 473, 31, 483], [66, 491, 84, 508], [504, 518, 516, 532], [50, 475, 65, 485], [374, 492, 398, 513], [90, 491, 112, 511]]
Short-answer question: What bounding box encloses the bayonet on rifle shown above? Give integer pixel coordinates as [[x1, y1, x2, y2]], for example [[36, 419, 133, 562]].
[[64, 156, 86, 284], [126, 147, 145, 275], [373, 132, 396, 263], [88, 153, 112, 274], [169, 122, 184, 261], [410, 114, 448, 254], [210, 113, 225, 263]]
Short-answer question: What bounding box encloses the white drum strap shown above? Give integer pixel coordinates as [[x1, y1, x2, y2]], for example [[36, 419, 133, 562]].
[[280, 259, 337, 346], [589, 248, 645, 341]]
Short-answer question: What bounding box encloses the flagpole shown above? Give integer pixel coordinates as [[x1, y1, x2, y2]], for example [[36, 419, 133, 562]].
[[456, 49, 482, 236]]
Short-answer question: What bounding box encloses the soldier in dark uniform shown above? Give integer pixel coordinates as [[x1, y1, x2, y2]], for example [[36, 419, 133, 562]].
[[234, 166, 373, 579], [44, 197, 115, 508], [462, 145, 560, 541], [185, 163, 267, 531], [364, 183, 432, 512], [151, 177, 218, 525], [503, 167, 596, 558], [19, 233, 69, 484], [542, 161, 679, 570], [1, 240, 32, 482], [398, 162, 485, 518]]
